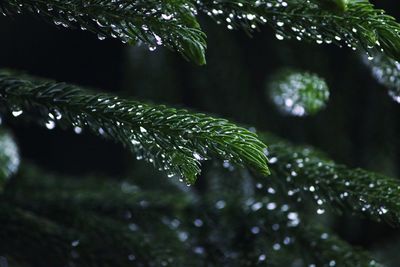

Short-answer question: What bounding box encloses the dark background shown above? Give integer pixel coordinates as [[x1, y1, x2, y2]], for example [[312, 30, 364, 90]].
[[0, 0, 399, 259]]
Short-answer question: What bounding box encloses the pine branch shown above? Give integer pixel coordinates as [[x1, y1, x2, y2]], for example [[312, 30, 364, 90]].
[[0, 0, 207, 65], [0, 128, 20, 190], [262, 133, 400, 226], [0, 70, 269, 185], [3, 0, 399, 64], [2, 164, 200, 266], [0, 203, 197, 266], [196, 0, 400, 61], [203, 166, 383, 267], [0, 203, 76, 265], [7, 164, 194, 217], [296, 224, 383, 267], [6, 163, 382, 267]]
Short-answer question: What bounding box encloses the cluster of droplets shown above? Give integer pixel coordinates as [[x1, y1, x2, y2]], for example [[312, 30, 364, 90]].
[[197, 0, 286, 31], [363, 51, 400, 103], [267, 70, 330, 117], [0, 137, 383, 266], [203, 163, 383, 266], [8, 0, 200, 53], [196, 0, 395, 59], [8, 83, 265, 187], [1, 66, 270, 188], [267, 143, 399, 224]]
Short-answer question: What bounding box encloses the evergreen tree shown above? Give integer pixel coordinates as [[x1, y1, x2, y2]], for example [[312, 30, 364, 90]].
[[0, 0, 400, 266]]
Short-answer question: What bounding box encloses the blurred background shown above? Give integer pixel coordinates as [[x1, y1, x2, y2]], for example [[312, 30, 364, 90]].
[[0, 0, 399, 264]]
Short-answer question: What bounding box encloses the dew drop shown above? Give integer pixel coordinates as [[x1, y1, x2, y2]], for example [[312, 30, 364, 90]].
[[12, 110, 23, 117], [45, 120, 56, 130], [74, 126, 82, 134], [275, 33, 284, 40]]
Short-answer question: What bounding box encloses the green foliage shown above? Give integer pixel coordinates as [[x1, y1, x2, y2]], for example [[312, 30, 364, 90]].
[[197, 0, 400, 60], [318, 0, 349, 12], [0, 163, 382, 266], [1, 0, 400, 265], [296, 224, 383, 267], [267, 70, 330, 116], [0, 70, 269, 185], [0, 0, 207, 65], [263, 133, 400, 225], [3, 0, 400, 64], [0, 129, 20, 190], [205, 166, 383, 267]]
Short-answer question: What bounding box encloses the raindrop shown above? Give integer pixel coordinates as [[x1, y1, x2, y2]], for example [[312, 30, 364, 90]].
[[71, 240, 80, 247], [252, 202, 263, 211], [258, 254, 266, 262], [12, 110, 23, 117], [97, 34, 106, 40], [275, 33, 284, 40], [215, 200, 226, 209], [74, 126, 82, 134], [267, 202, 277, 210], [272, 243, 281, 250], [251, 226, 260, 234], [140, 126, 147, 133], [45, 120, 56, 130], [317, 208, 325, 215], [194, 219, 203, 227]]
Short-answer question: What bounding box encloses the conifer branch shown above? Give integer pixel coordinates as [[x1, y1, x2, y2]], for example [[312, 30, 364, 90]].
[[0, 203, 197, 266], [0, 0, 207, 65], [202, 166, 383, 267], [0, 70, 269, 185], [263, 133, 400, 225], [1, 164, 199, 266], [3, 163, 383, 267], [0, 203, 76, 265], [197, 0, 400, 60], [296, 224, 383, 267]]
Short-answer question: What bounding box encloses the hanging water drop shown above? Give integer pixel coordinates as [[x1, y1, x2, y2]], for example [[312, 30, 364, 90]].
[[45, 120, 56, 130], [12, 110, 23, 117], [74, 126, 82, 134], [275, 33, 284, 40]]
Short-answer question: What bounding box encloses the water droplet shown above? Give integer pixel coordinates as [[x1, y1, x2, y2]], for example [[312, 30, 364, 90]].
[[74, 126, 82, 134], [45, 120, 56, 130], [275, 33, 284, 40], [97, 34, 106, 40], [12, 110, 23, 117], [258, 254, 266, 262], [272, 243, 281, 250], [267, 202, 277, 210], [71, 240, 80, 247], [194, 219, 203, 227], [215, 200, 226, 209], [251, 226, 260, 234], [251, 202, 263, 211], [317, 208, 325, 215], [140, 126, 147, 133]]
